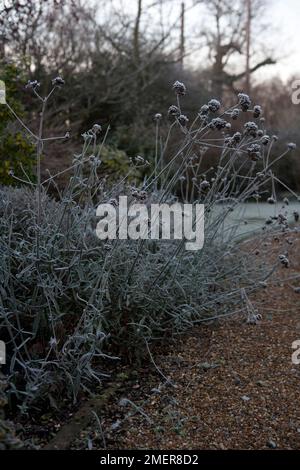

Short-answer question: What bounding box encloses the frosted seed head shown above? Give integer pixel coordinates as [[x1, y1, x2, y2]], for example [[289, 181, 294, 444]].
[[238, 93, 251, 111], [199, 104, 209, 116], [168, 105, 180, 117], [172, 80, 186, 96], [154, 113, 162, 121], [178, 114, 189, 126], [92, 124, 102, 134], [208, 99, 221, 113], [209, 117, 227, 130], [25, 79, 40, 89], [231, 108, 240, 120], [253, 105, 262, 118], [244, 121, 258, 137], [52, 76, 65, 86]]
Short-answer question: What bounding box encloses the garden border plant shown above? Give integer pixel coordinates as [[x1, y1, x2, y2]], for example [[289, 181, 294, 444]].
[[0, 76, 298, 414]]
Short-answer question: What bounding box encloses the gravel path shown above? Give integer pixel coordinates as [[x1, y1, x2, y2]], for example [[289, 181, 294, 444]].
[[68, 231, 300, 450]]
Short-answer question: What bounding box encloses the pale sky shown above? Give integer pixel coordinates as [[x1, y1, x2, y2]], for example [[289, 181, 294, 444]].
[[96, 0, 300, 82], [267, 0, 300, 80]]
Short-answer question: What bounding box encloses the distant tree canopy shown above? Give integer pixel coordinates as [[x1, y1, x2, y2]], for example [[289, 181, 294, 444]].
[[0, 0, 299, 189]]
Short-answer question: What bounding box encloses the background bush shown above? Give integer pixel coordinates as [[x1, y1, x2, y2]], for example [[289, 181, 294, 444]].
[[0, 61, 35, 185]]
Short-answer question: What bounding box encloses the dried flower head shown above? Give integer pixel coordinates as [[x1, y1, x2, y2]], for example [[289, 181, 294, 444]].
[[199, 104, 209, 116], [25, 80, 40, 90], [168, 105, 180, 117], [173, 80, 186, 96], [247, 143, 261, 161], [244, 121, 258, 137], [209, 117, 227, 131], [238, 93, 251, 111], [287, 142, 296, 150], [131, 188, 147, 200], [154, 113, 162, 121], [253, 105, 262, 118], [208, 99, 221, 113], [92, 124, 102, 134], [231, 108, 240, 120], [178, 114, 189, 126], [261, 135, 270, 145], [233, 132, 242, 143], [267, 196, 276, 204], [108, 198, 118, 207], [52, 76, 65, 86], [200, 180, 210, 191]]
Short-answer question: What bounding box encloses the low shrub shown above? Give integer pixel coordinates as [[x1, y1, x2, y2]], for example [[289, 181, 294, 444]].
[[0, 78, 297, 411]]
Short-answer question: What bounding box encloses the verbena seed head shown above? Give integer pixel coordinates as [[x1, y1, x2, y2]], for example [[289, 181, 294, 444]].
[[253, 105, 262, 118], [208, 99, 221, 113], [200, 180, 210, 191], [92, 124, 102, 134], [238, 93, 251, 111], [178, 114, 189, 126], [247, 143, 261, 161], [25, 80, 40, 89], [173, 80, 186, 96], [154, 113, 162, 121], [261, 135, 270, 145], [209, 117, 227, 130], [199, 104, 209, 116], [168, 105, 180, 117], [231, 108, 240, 120], [244, 121, 258, 137], [52, 76, 65, 86], [233, 132, 242, 143]]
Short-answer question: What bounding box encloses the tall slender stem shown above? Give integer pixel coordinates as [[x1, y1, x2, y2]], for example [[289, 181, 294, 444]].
[[36, 98, 46, 259]]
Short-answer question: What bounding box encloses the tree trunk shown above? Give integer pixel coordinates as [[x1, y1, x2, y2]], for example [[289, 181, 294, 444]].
[[133, 0, 143, 65], [245, 0, 252, 94], [180, 2, 185, 70]]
